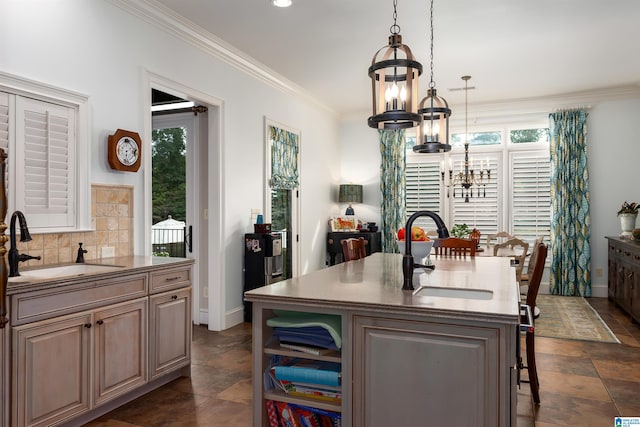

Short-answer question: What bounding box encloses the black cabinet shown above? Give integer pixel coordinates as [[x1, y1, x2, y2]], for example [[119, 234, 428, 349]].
[[327, 231, 382, 265]]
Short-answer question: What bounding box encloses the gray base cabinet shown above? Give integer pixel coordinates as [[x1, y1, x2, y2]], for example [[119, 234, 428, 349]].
[[353, 315, 504, 427], [12, 298, 148, 427], [607, 237, 640, 322], [149, 288, 191, 379], [3, 258, 193, 427]]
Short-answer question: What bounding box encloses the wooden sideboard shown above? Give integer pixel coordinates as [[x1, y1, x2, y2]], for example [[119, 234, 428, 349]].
[[326, 231, 381, 265], [607, 237, 640, 322]]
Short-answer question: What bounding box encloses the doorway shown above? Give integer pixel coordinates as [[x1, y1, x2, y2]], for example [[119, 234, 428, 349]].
[[149, 86, 216, 329]]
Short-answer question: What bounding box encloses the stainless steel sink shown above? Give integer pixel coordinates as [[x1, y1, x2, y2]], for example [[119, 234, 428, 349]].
[[15, 264, 124, 280], [413, 286, 493, 300]]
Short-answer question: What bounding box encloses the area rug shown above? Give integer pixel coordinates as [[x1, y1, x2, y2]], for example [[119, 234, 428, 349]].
[[534, 295, 620, 343]]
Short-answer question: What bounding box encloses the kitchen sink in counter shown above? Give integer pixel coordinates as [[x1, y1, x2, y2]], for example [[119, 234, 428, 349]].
[[245, 253, 520, 426]]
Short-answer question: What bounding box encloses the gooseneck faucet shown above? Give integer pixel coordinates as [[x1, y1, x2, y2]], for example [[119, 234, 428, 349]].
[[8, 211, 41, 277], [402, 210, 450, 290]]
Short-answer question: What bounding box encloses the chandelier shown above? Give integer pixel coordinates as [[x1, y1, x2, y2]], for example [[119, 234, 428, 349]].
[[368, 0, 423, 130], [414, 0, 451, 153], [442, 75, 491, 202]]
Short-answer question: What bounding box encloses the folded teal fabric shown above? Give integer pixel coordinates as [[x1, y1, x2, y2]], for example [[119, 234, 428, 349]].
[[267, 310, 342, 348]]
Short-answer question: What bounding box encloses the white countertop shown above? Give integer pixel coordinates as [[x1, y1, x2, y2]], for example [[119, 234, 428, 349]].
[[7, 256, 194, 294], [245, 253, 520, 323]]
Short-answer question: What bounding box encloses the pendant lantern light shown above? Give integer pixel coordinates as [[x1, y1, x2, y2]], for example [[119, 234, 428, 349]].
[[414, 0, 451, 153], [368, 0, 422, 130]]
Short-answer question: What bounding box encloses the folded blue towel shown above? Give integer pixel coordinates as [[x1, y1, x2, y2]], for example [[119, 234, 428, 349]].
[[266, 311, 342, 348]]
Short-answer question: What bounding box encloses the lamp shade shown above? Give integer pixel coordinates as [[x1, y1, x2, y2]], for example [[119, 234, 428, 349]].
[[339, 184, 363, 204]]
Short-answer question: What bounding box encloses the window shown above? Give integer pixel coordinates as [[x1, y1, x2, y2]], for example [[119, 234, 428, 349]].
[[405, 124, 550, 245], [0, 72, 90, 232]]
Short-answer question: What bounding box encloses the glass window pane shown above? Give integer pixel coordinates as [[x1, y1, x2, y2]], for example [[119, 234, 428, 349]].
[[510, 128, 549, 144], [451, 131, 502, 147]]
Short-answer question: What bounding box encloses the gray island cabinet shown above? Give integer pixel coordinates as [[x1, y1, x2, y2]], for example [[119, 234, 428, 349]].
[[1, 256, 193, 427], [245, 253, 520, 426]]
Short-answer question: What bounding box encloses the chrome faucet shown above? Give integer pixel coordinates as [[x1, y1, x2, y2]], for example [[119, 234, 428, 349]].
[[402, 210, 450, 290], [8, 211, 41, 277]]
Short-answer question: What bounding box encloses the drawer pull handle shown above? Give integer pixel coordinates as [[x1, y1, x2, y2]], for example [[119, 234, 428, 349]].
[[84, 323, 92, 329], [96, 320, 104, 325], [171, 295, 178, 300], [165, 276, 180, 282]]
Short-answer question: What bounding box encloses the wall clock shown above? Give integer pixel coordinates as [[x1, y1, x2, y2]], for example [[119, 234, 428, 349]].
[[108, 129, 142, 172]]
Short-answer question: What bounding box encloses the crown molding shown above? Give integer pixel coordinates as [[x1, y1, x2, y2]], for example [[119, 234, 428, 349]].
[[107, 0, 335, 115]]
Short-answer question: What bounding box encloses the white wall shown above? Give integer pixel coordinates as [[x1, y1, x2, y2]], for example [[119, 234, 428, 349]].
[[1, 0, 340, 327], [339, 97, 640, 297]]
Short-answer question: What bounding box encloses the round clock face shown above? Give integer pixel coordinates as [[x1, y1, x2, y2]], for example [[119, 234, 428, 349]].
[[116, 137, 139, 166]]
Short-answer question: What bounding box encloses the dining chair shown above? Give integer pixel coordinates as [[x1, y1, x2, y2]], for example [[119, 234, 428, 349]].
[[485, 231, 515, 248], [433, 237, 476, 256], [494, 237, 529, 281], [341, 237, 367, 262], [518, 242, 548, 404], [519, 236, 545, 289], [470, 228, 481, 249]]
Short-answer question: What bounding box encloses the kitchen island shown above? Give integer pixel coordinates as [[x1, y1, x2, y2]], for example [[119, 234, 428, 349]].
[[245, 252, 520, 426]]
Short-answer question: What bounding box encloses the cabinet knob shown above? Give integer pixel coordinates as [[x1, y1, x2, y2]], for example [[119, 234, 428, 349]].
[[84, 323, 92, 329], [171, 295, 178, 300], [96, 320, 104, 325]]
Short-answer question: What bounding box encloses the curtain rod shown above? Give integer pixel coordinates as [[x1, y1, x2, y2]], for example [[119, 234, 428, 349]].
[[552, 105, 592, 113]]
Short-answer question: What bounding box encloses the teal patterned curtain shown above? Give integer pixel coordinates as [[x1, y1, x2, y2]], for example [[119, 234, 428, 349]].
[[379, 129, 406, 253], [549, 110, 591, 296], [269, 126, 299, 190]]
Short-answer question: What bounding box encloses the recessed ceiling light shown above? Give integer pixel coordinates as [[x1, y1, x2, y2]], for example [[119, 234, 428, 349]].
[[272, 0, 292, 7]]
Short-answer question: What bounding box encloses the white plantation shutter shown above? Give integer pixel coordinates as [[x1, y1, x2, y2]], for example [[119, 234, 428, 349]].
[[15, 96, 75, 228], [450, 153, 501, 236], [405, 158, 442, 230], [510, 150, 550, 243]]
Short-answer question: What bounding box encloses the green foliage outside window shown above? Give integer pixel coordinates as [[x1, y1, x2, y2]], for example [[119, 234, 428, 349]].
[[152, 127, 186, 224]]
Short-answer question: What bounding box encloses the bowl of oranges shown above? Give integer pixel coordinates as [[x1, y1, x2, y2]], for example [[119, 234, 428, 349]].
[[396, 226, 433, 263]]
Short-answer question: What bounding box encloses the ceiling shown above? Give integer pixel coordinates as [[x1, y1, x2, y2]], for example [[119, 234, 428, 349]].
[[152, 0, 640, 115]]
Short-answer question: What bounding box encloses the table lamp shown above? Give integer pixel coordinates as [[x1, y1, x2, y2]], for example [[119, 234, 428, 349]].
[[339, 184, 363, 215]]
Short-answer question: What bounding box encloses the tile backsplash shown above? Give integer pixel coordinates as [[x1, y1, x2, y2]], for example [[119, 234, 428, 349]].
[[19, 184, 134, 266]]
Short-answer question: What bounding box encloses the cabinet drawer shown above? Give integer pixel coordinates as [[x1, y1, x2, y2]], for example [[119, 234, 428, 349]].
[[11, 274, 148, 326], [150, 266, 192, 294]]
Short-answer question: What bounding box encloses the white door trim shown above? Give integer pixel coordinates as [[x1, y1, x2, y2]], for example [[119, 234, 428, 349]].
[[143, 71, 226, 331]]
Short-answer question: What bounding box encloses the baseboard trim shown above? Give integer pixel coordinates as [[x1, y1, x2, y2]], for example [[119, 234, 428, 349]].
[[196, 307, 245, 331]]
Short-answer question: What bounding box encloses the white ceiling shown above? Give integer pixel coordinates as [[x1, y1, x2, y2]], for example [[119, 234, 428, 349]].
[[152, 0, 640, 115]]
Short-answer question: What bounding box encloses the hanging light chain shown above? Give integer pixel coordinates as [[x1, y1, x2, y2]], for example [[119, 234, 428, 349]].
[[390, 0, 400, 35], [428, 0, 435, 88]]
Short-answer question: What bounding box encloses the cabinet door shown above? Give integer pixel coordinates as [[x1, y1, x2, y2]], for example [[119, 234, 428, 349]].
[[12, 312, 91, 427], [608, 249, 617, 300], [149, 287, 191, 379], [93, 298, 148, 406], [353, 316, 505, 427], [631, 255, 640, 322]]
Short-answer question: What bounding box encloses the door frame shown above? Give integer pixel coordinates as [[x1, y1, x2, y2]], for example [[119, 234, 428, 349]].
[[143, 71, 226, 331]]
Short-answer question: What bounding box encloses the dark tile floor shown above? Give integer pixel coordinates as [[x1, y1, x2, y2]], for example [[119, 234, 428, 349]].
[[87, 297, 640, 426]]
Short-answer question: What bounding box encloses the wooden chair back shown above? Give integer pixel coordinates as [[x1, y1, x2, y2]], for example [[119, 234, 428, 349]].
[[485, 231, 514, 248], [433, 237, 476, 257], [470, 228, 481, 249], [519, 236, 545, 287], [520, 242, 547, 404], [494, 238, 529, 281], [341, 237, 367, 262]]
